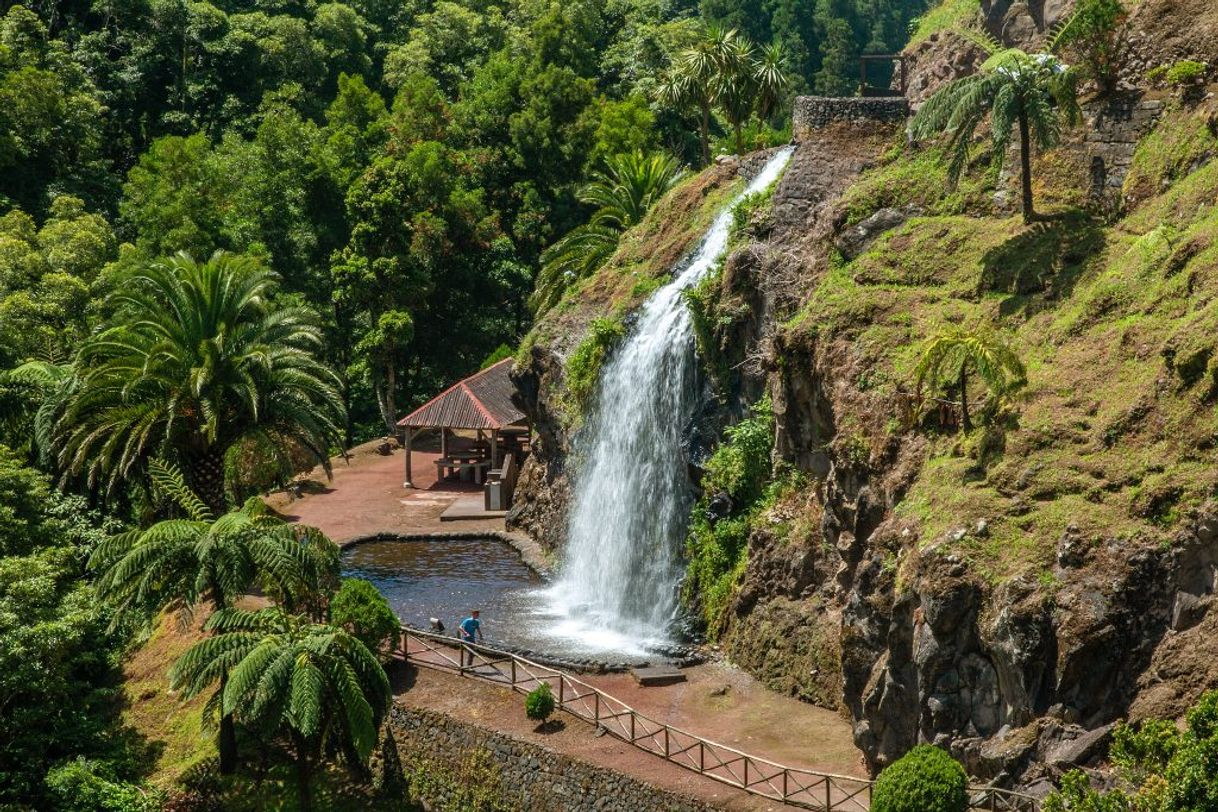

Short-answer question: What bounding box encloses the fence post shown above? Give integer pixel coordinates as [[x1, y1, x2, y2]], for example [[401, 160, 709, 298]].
[[558, 675, 565, 708], [699, 742, 704, 772], [593, 691, 599, 724], [782, 770, 788, 801], [510, 659, 516, 687], [630, 713, 635, 742], [825, 776, 832, 811], [743, 759, 749, 788], [663, 727, 669, 758]]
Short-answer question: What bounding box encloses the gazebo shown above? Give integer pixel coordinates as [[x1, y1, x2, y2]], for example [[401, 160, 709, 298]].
[[396, 358, 529, 492]]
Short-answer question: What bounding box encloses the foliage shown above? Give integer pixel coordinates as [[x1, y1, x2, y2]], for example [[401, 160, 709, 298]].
[[532, 151, 685, 315], [915, 326, 1027, 432], [524, 682, 556, 722], [871, 745, 967, 812], [909, 38, 1081, 222], [54, 251, 345, 512], [90, 459, 339, 623], [565, 317, 627, 418], [0, 447, 147, 807], [683, 397, 774, 635], [657, 26, 791, 162], [1054, 0, 1129, 95], [330, 577, 400, 657], [170, 606, 392, 811], [45, 758, 163, 812], [1148, 60, 1209, 88]]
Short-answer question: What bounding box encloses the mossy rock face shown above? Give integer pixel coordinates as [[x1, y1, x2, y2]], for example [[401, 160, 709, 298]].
[[871, 745, 967, 812]]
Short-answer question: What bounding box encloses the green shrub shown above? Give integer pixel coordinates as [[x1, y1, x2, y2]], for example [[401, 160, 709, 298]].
[[524, 682, 555, 723], [565, 317, 626, 416], [45, 759, 161, 812], [871, 745, 967, 812], [330, 578, 400, 656], [1148, 60, 1209, 88], [1054, 0, 1128, 93]]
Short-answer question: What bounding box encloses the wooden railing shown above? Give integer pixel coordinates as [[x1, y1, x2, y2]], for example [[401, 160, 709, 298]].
[[399, 627, 1040, 812]]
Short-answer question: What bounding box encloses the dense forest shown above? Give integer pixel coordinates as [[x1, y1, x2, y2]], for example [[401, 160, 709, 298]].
[[0, 0, 933, 806]]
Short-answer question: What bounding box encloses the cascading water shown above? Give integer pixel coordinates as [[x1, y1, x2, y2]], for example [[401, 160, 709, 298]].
[[542, 147, 794, 656]]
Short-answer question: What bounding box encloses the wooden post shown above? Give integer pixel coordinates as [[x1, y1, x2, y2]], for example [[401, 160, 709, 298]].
[[441, 427, 448, 458], [403, 427, 414, 488], [491, 431, 499, 468], [825, 776, 831, 810]]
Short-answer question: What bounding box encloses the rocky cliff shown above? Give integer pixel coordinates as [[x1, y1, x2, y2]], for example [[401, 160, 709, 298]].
[[509, 0, 1218, 792]]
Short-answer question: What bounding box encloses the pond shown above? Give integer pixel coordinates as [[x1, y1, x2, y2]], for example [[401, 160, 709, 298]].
[[341, 537, 542, 648], [340, 537, 660, 662]]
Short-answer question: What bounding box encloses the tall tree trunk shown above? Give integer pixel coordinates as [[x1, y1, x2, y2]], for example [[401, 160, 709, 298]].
[[734, 121, 743, 156], [377, 354, 397, 434], [1018, 110, 1035, 223], [188, 448, 227, 516], [218, 672, 238, 774], [959, 364, 972, 433], [699, 102, 711, 167], [295, 732, 313, 812]]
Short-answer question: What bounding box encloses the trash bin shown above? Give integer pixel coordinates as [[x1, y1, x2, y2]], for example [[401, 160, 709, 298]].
[[485, 480, 504, 511]]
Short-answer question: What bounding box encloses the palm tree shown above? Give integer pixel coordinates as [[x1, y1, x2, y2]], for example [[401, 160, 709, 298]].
[[53, 251, 345, 513], [914, 326, 1027, 432], [908, 34, 1080, 223], [171, 607, 391, 812], [714, 39, 791, 155], [658, 25, 737, 166], [531, 151, 685, 316], [89, 458, 340, 773]]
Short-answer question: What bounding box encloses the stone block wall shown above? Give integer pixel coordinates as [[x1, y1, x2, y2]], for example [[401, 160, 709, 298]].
[[792, 96, 909, 140], [387, 705, 717, 812], [1081, 93, 1166, 206]]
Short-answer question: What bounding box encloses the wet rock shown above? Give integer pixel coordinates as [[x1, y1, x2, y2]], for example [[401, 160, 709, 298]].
[[835, 207, 915, 260]]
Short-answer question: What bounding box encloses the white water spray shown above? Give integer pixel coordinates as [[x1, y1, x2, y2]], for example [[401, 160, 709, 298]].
[[542, 148, 794, 656]]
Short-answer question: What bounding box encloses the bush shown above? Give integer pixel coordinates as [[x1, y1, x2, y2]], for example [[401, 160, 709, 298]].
[[524, 683, 555, 723], [871, 745, 967, 812], [1055, 0, 1128, 93], [45, 759, 161, 812], [330, 578, 400, 656], [1148, 60, 1208, 88], [565, 317, 626, 416]]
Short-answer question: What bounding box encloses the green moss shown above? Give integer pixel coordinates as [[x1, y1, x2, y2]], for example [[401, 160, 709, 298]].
[[563, 316, 625, 422]]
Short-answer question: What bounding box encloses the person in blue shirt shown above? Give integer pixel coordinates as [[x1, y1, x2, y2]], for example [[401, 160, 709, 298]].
[[458, 610, 482, 666]]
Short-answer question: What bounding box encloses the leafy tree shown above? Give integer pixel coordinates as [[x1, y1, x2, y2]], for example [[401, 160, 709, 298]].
[[914, 326, 1026, 432], [871, 744, 967, 812], [908, 36, 1080, 223], [532, 150, 684, 315], [89, 457, 340, 773], [712, 37, 790, 154], [170, 606, 391, 811], [330, 577, 400, 657], [1054, 0, 1129, 96], [0, 446, 138, 807], [55, 251, 345, 511]]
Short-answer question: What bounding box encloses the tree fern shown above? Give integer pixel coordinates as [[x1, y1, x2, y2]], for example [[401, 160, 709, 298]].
[[915, 326, 1026, 431]]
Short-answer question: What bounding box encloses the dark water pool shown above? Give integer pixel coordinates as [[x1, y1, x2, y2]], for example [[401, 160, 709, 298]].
[[340, 537, 547, 650]]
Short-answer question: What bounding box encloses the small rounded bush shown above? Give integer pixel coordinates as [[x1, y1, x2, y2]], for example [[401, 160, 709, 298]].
[[330, 578, 400, 656], [871, 744, 968, 812], [525, 682, 556, 722]]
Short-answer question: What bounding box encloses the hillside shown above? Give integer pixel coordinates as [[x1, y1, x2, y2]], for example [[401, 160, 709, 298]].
[[509, 0, 1218, 791]]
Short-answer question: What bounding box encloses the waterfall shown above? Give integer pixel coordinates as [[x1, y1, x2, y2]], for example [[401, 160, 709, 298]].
[[542, 147, 794, 656]]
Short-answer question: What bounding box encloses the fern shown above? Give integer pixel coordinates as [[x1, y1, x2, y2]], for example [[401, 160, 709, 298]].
[[148, 457, 213, 522]]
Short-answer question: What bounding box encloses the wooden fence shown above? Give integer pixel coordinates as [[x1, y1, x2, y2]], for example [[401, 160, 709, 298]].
[[399, 627, 1039, 812]]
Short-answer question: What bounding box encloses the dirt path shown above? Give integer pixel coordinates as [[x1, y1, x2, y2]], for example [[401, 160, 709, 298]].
[[265, 438, 507, 542]]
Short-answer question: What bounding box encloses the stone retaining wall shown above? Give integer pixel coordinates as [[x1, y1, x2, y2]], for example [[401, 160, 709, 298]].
[[388, 705, 717, 812], [793, 96, 909, 139]]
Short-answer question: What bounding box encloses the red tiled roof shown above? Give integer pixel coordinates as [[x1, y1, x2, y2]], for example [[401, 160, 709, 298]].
[[396, 358, 526, 430]]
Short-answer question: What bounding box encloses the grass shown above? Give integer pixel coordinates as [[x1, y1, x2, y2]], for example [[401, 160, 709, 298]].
[[775, 114, 1218, 580], [907, 0, 981, 48]]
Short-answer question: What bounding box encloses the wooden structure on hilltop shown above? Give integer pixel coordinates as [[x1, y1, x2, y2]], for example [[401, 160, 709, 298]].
[[396, 359, 529, 508]]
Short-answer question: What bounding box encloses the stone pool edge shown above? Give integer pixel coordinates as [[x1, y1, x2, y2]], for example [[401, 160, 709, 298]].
[[339, 530, 553, 578]]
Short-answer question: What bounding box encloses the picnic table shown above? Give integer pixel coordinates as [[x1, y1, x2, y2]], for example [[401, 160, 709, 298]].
[[435, 456, 491, 484]]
